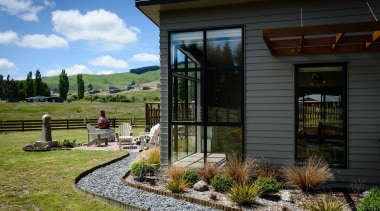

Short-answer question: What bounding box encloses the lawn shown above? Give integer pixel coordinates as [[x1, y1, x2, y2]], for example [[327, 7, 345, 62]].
[[0, 129, 127, 211], [0, 100, 148, 120]]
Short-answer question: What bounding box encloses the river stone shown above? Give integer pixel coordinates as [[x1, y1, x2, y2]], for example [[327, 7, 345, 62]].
[[193, 180, 208, 191]]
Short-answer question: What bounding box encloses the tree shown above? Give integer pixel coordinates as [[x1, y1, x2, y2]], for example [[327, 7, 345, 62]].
[[59, 69, 69, 100], [0, 75, 3, 100], [77, 73, 85, 99], [87, 83, 93, 91], [40, 82, 51, 97], [3, 75, 19, 99], [34, 70, 42, 96], [25, 71, 34, 97]]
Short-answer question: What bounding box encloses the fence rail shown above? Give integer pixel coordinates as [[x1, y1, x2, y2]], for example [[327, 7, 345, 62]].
[[0, 118, 146, 132]]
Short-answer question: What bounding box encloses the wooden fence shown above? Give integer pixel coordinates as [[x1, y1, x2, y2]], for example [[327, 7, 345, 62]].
[[1, 102, 161, 132], [0, 118, 146, 132], [145, 102, 160, 127]]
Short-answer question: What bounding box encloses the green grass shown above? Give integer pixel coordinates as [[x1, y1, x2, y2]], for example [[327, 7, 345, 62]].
[[0, 129, 127, 211], [42, 69, 160, 92], [0, 100, 150, 120]]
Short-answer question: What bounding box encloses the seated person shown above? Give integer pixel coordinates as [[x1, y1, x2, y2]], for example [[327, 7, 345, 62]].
[[98, 110, 110, 129]]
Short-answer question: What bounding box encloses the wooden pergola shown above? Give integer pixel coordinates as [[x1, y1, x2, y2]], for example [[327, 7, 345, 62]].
[[263, 21, 380, 56]]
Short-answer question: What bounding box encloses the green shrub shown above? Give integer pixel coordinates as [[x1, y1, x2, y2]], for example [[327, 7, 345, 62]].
[[227, 182, 262, 206], [180, 169, 200, 186], [306, 196, 344, 211], [253, 177, 280, 195], [62, 139, 74, 148], [164, 177, 189, 193], [130, 160, 155, 178], [358, 187, 380, 211], [210, 174, 234, 193]]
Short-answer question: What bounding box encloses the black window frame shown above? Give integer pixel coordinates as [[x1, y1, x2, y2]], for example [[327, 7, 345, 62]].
[[294, 62, 348, 168], [168, 26, 245, 163]]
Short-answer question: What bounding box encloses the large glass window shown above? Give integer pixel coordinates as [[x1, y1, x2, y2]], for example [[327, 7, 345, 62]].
[[170, 28, 244, 164], [295, 63, 347, 167]]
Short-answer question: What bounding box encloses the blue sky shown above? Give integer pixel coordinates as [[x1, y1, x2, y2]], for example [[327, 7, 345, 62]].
[[0, 0, 159, 80]]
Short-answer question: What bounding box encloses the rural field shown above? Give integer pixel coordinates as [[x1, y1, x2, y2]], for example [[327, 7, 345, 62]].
[[1, 89, 159, 120], [0, 129, 127, 211], [0, 91, 158, 209]]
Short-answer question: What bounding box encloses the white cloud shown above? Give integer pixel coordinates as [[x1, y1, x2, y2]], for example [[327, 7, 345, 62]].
[[42, 0, 55, 7], [130, 26, 141, 33], [0, 30, 19, 44], [90, 55, 128, 69], [18, 34, 68, 48], [45, 65, 93, 77], [97, 70, 115, 75], [0, 30, 68, 49], [0, 58, 16, 73], [0, 0, 44, 21], [52, 9, 138, 47], [130, 53, 159, 62]]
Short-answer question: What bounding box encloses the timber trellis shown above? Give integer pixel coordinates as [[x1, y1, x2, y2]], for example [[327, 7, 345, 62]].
[[0, 118, 146, 132]]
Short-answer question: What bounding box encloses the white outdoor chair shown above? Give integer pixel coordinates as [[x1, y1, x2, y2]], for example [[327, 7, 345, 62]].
[[86, 124, 108, 145], [139, 123, 160, 151], [117, 122, 133, 149]]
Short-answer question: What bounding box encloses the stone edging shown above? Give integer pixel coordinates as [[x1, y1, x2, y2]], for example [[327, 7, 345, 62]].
[[121, 172, 241, 211], [74, 154, 240, 211], [73, 153, 149, 211]]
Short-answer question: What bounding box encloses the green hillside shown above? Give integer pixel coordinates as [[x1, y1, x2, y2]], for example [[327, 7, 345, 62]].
[[42, 69, 160, 93]]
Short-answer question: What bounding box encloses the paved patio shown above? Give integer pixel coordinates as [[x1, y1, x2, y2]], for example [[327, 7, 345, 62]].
[[74, 141, 140, 152]]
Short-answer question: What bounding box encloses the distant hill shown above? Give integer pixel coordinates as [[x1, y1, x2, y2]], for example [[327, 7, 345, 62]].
[[42, 67, 160, 93], [130, 65, 160, 74]]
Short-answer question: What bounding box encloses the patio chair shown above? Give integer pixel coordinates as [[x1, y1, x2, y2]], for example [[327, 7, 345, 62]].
[[139, 123, 160, 151], [117, 122, 133, 148], [86, 123, 108, 146]]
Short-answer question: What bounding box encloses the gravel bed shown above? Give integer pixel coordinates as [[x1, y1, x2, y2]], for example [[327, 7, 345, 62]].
[[76, 152, 220, 211]]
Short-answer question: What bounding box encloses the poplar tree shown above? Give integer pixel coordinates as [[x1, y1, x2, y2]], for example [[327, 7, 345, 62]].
[[34, 70, 42, 96], [25, 71, 34, 97], [59, 69, 69, 100], [77, 73, 85, 99]]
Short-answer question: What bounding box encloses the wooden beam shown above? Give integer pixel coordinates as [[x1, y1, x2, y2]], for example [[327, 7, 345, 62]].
[[365, 30, 380, 49], [262, 35, 274, 55], [263, 21, 380, 38], [263, 21, 380, 56], [332, 33, 344, 51]]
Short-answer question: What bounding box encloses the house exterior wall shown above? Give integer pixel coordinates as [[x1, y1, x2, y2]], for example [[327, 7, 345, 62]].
[[157, 0, 380, 184]]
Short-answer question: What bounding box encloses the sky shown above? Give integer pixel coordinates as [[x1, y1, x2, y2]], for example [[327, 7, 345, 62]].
[[0, 0, 159, 80]]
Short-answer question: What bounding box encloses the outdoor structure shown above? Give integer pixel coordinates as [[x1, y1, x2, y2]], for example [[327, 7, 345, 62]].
[[25, 96, 64, 103], [35, 114, 58, 147], [135, 0, 380, 184]]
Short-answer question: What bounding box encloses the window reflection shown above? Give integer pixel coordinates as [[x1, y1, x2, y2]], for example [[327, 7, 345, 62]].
[[296, 64, 346, 167], [207, 70, 241, 122], [170, 28, 244, 164]]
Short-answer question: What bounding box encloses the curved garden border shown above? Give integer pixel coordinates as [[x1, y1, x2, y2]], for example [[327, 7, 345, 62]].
[[73, 154, 149, 211], [121, 171, 240, 211], [74, 154, 239, 211]]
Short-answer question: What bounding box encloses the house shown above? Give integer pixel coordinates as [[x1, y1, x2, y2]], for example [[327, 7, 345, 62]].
[[105, 86, 120, 93], [25, 96, 49, 102], [136, 0, 380, 185], [25, 96, 64, 102]]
